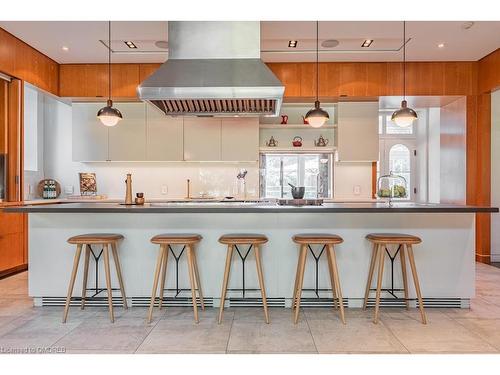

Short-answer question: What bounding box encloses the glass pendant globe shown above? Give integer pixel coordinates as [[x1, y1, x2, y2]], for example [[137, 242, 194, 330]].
[[305, 101, 329, 128], [97, 100, 122, 127], [391, 100, 417, 128]]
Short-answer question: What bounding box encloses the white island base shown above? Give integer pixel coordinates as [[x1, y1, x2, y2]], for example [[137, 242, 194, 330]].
[[28, 212, 475, 308]]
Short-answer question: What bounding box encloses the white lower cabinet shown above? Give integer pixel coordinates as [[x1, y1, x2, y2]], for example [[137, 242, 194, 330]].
[[183, 117, 222, 161], [337, 101, 379, 161], [221, 118, 259, 161], [108, 103, 146, 161], [146, 104, 183, 161], [72, 103, 109, 161]]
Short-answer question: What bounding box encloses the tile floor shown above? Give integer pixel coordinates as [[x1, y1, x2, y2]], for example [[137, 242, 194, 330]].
[[1, 262, 500, 354]]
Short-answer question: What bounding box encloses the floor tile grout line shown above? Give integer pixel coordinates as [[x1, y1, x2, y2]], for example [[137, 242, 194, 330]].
[[303, 308, 320, 354], [225, 310, 236, 354], [133, 309, 168, 354], [450, 316, 500, 353], [379, 317, 411, 354]]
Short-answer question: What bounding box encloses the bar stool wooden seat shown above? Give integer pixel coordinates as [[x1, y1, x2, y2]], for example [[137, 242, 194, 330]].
[[148, 233, 204, 323], [63, 233, 127, 323], [292, 233, 345, 324], [218, 233, 269, 324], [364, 233, 427, 324]]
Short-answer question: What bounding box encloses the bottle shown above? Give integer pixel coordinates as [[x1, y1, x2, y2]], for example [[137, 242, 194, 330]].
[[42, 181, 48, 199]]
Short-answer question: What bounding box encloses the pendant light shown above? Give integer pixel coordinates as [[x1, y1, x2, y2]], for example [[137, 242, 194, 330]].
[[97, 21, 122, 127], [391, 21, 417, 128], [305, 21, 329, 128]]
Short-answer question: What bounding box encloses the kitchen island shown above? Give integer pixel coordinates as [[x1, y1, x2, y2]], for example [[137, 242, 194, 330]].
[[6, 202, 497, 308]]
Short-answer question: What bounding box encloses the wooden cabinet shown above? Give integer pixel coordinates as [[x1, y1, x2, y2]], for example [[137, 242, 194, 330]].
[[337, 101, 379, 161], [146, 104, 183, 161], [221, 118, 259, 161], [183, 117, 221, 161], [108, 103, 146, 161], [72, 103, 109, 161], [0, 211, 26, 276]]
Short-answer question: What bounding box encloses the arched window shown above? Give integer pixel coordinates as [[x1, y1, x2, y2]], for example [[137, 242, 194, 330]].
[[389, 144, 411, 198]]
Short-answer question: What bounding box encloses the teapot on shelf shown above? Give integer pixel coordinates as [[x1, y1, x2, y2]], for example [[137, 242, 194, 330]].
[[280, 115, 289, 125], [266, 136, 278, 147], [292, 136, 303, 147], [314, 135, 329, 147]]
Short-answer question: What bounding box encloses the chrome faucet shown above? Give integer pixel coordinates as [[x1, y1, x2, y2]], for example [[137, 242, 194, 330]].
[[237, 169, 248, 200]]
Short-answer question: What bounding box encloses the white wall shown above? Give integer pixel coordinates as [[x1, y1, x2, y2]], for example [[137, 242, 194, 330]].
[[427, 108, 441, 203], [333, 162, 373, 200], [491, 90, 500, 261], [38, 97, 260, 200]]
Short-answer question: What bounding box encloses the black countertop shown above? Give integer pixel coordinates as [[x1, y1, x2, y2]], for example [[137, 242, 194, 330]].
[[4, 202, 498, 213]]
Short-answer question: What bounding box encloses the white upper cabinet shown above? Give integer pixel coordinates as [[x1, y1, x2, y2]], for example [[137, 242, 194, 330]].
[[183, 117, 221, 161], [337, 101, 379, 161], [146, 104, 184, 161], [108, 103, 146, 161], [72, 103, 109, 161], [221, 118, 259, 161]]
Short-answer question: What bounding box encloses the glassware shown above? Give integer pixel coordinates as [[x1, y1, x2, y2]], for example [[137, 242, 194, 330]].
[[377, 171, 408, 206]]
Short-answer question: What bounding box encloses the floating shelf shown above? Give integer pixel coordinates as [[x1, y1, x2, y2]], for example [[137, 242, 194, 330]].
[[259, 124, 337, 129], [259, 146, 336, 154]]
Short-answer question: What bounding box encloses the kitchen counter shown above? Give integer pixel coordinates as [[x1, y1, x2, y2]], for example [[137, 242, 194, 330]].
[[12, 200, 495, 309], [5, 201, 497, 213]]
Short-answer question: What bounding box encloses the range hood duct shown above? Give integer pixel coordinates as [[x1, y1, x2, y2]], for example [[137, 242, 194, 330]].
[[137, 22, 284, 117]]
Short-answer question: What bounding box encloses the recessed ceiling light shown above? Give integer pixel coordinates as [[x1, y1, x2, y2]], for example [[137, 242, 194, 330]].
[[438, 43, 445, 48], [124, 41, 137, 49], [62, 46, 69, 51], [288, 40, 298, 48], [321, 39, 339, 48], [361, 39, 373, 48]]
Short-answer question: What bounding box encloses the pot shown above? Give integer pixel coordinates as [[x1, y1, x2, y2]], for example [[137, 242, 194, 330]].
[[288, 183, 305, 199], [292, 136, 303, 147]]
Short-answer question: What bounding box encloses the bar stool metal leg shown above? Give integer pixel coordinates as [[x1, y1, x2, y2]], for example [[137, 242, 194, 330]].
[[103, 244, 115, 323], [63, 244, 83, 323], [192, 247, 205, 310], [81, 244, 90, 310], [158, 244, 169, 310], [254, 245, 270, 324], [294, 245, 308, 324], [363, 243, 378, 310], [111, 242, 128, 309], [148, 244, 165, 323], [406, 244, 427, 324], [374, 245, 385, 324], [218, 245, 234, 324], [186, 244, 199, 323], [399, 245, 410, 310]]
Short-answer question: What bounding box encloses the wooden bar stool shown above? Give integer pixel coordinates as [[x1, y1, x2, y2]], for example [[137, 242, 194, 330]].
[[292, 234, 346, 324], [218, 233, 269, 324], [363, 233, 427, 324], [63, 233, 127, 323], [148, 233, 204, 323]]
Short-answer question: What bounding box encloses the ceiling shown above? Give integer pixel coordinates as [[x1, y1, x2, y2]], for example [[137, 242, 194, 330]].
[[0, 21, 498, 64]]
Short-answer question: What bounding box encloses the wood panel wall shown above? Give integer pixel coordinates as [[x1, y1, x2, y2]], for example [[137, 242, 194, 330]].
[[0, 28, 59, 95]]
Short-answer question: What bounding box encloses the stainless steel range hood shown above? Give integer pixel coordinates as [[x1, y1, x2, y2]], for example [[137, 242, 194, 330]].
[[137, 22, 284, 117]]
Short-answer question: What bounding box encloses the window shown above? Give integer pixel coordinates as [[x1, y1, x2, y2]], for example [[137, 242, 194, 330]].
[[260, 154, 331, 199], [379, 114, 414, 135], [388, 144, 411, 198]]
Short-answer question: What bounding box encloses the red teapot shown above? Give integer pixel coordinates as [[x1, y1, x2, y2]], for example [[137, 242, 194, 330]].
[[292, 136, 303, 147], [280, 115, 288, 125]]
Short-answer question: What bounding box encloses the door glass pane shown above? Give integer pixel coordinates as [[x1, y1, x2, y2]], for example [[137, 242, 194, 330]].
[[389, 144, 411, 197]]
